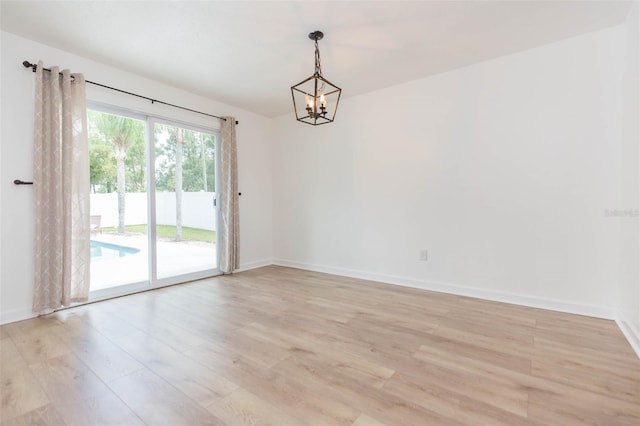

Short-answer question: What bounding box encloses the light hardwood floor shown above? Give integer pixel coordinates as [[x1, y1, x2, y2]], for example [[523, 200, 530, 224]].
[[1, 265, 639, 425]]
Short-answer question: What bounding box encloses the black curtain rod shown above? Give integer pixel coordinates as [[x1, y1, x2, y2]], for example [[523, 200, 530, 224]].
[[22, 61, 238, 125]]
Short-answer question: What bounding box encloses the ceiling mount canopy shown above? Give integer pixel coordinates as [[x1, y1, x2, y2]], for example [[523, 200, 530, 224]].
[[309, 30, 323, 42], [291, 30, 342, 126]]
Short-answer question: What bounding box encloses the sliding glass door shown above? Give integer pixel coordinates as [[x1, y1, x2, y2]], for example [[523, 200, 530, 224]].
[[88, 110, 149, 291], [152, 120, 218, 280], [88, 107, 219, 294]]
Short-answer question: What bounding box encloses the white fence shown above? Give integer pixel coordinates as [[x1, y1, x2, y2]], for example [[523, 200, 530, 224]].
[[91, 192, 216, 231]]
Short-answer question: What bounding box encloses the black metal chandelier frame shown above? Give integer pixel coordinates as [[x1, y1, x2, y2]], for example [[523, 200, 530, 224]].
[[291, 31, 342, 126]]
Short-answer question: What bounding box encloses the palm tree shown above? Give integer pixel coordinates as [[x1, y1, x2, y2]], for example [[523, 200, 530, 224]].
[[92, 112, 143, 233], [199, 133, 208, 192], [175, 128, 184, 241]]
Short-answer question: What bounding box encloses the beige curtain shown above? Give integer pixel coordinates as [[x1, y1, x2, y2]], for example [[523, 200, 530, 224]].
[[32, 61, 90, 313], [219, 117, 239, 274]]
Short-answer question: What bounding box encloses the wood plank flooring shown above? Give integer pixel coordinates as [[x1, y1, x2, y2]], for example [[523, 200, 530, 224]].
[[1, 265, 639, 425]]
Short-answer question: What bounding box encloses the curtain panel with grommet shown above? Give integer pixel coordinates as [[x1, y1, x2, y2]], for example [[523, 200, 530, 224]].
[[32, 61, 90, 313], [218, 117, 239, 274]]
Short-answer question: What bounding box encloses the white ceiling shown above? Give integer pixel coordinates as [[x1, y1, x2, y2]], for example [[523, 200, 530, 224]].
[[0, 1, 633, 118]]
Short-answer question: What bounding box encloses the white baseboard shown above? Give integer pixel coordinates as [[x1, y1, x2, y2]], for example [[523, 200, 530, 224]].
[[4, 259, 633, 359], [0, 307, 37, 325], [272, 259, 616, 320], [616, 319, 640, 359], [237, 258, 274, 273], [0, 261, 272, 325]]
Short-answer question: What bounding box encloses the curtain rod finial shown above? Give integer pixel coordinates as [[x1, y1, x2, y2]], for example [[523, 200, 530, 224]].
[[22, 61, 35, 71]]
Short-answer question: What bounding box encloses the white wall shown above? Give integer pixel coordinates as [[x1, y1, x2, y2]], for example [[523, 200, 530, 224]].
[[617, 3, 640, 354], [273, 25, 629, 319], [0, 31, 273, 323]]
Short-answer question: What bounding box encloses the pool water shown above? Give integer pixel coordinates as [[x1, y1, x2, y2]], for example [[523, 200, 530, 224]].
[[91, 240, 140, 261]]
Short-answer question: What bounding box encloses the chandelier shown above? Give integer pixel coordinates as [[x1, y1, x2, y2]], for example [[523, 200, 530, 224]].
[[291, 31, 342, 125]]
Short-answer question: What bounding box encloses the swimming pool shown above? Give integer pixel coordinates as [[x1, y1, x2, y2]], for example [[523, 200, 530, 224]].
[[90, 240, 140, 261]]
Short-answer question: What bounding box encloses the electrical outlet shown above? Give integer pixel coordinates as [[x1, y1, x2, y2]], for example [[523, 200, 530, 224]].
[[419, 249, 428, 261]]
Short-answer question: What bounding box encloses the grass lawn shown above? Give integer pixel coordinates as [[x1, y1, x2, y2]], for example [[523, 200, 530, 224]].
[[103, 224, 216, 243]]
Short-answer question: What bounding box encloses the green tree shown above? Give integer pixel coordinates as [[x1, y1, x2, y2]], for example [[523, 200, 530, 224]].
[[124, 132, 146, 192], [89, 111, 145, 233], [156, 128, 215, 192], [88, 135, 116, 193], [175, 127, 184, 241], [154, 125, 215, 240]]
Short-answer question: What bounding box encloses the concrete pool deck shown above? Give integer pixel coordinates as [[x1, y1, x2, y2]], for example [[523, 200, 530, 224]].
[[90, 232, 217, 291]]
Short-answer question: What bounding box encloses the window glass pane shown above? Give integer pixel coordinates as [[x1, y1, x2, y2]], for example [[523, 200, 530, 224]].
[[88, 110, 148, 290], [154, 123, 217, 279]]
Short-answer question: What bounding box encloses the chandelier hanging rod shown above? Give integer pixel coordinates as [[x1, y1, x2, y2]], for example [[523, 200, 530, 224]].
[[22, 61, 238, 125], [310, 31, 323, 76]]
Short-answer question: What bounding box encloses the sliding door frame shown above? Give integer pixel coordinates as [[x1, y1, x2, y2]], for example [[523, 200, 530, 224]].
[[88, 101, 221, 302], [149, 116, 221, 288]]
